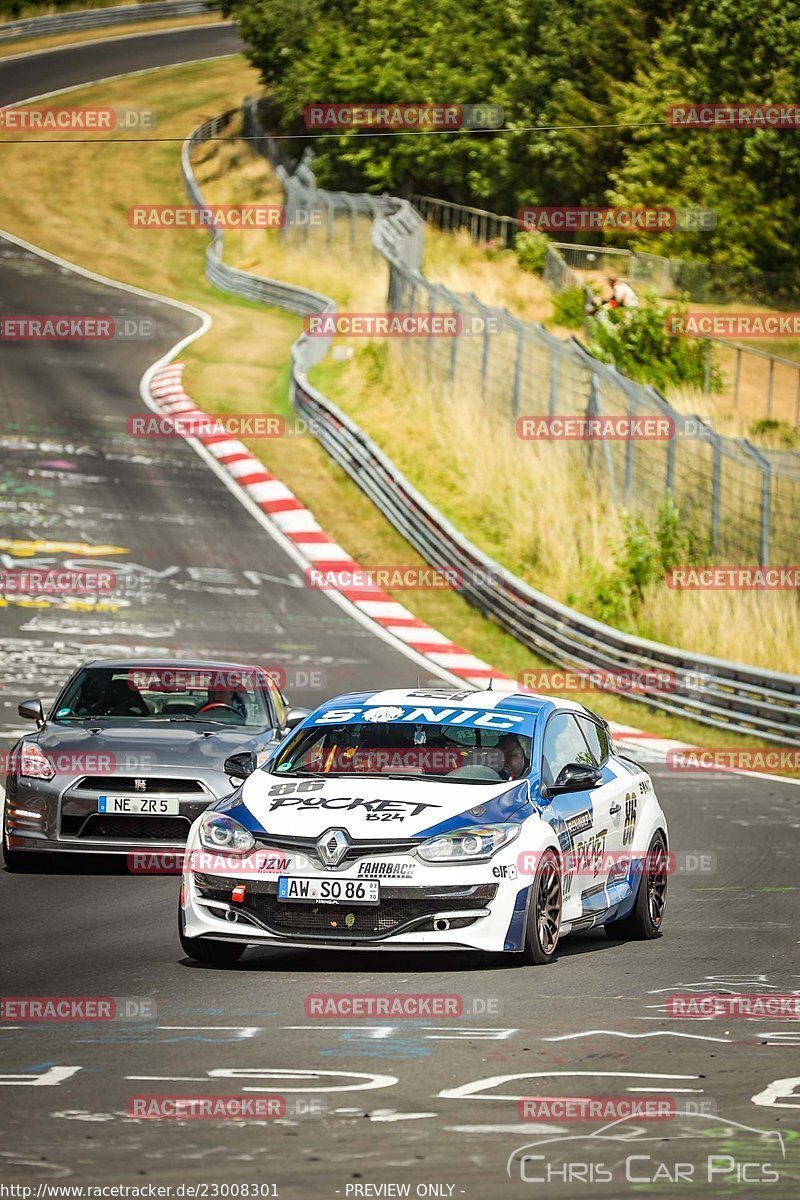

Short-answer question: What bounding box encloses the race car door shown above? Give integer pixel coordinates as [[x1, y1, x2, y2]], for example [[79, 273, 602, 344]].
[[540, 711, 627, 923]]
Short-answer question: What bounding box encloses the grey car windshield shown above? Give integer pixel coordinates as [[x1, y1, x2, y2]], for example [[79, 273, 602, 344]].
[[273, 721, 533, 783], [53, 667, 272, 727]]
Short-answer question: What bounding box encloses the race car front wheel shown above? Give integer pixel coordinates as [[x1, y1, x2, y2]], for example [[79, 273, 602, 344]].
[[178, 903, 246, 965], [521, 848, 562, 965], [604, 830, 668, 940]]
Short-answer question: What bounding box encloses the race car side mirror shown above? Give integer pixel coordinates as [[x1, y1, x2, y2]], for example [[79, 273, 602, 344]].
[[18, 698, 44, 726], [224, 751, 257, 781], [550, 762, 603, 794], [284, 707, 311, 731]]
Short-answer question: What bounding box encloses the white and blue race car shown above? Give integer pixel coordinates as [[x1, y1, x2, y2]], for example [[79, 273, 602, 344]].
[[178, 688, 668, 965]]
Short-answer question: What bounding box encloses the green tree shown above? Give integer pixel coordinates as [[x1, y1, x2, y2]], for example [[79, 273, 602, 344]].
[[608, 0, 800, 291]]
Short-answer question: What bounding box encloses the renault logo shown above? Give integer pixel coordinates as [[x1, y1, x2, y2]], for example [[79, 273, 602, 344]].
[[316, 828, 350, 868]]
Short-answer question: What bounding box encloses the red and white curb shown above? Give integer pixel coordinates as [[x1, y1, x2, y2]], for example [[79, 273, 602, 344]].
[[147, 362, 711, 766]]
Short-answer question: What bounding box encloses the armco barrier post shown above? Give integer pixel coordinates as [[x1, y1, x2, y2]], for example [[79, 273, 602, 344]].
[[738, 439, 772, 566], [733, 345, 742, 409], [625, 390, 637, 499], [710, 433, 722, 554], [703, 339, 713, 394], [511, 324, 524, 418]]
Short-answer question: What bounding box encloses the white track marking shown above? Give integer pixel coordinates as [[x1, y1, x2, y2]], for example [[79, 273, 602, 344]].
[[439, 1071, 699, 1101], [543, 1030, 732, 1043]]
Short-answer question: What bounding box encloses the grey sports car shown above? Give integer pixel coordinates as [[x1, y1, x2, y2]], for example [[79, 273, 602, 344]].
[[2, 659, 309, 868]]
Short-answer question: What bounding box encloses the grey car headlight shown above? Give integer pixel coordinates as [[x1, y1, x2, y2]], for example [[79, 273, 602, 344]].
[[417, 824, 520, 863], [199, 811, 256, 854], [16, 742, 55, 781]]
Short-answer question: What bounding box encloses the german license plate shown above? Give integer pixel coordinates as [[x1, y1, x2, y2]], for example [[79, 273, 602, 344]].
[[277, 875, 380, 904], [97, 796, 180, 815]]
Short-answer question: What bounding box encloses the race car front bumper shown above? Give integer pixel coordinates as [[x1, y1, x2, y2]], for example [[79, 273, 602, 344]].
[[180, 844, 533, 954]]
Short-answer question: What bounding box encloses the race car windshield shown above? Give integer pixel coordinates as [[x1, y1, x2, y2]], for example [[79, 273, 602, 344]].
[[52, 667, 272, 728], [272, 721, 533, 783]]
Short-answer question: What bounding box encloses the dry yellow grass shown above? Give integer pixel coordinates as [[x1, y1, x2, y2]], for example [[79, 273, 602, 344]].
[[666, 383, 798, 445], [423, 228, 556, 324]]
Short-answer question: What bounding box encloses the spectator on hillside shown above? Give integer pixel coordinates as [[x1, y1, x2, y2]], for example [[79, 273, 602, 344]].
[[606, 275, 639, 309]]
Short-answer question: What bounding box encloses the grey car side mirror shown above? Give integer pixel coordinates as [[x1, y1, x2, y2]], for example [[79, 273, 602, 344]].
[[284, 707, 311, 731], [18, 698, 44, 726]]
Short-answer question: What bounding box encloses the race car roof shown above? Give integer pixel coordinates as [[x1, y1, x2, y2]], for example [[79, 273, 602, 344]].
[[307, 687, 567, 727]]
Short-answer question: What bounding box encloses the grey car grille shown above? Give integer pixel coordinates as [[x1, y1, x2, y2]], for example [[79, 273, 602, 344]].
[[75, 776, 207, 793], [61, 814, 192, 841]]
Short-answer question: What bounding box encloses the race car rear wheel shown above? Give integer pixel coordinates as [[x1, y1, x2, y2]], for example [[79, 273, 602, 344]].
[[521, 848, 562, 965], [604, 830, 668, 940], [178, 903, 246, 964]]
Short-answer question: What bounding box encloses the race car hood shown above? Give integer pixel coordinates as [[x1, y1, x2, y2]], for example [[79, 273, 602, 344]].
[[26, 722, 277, 775], [228, 772, 534, 840]]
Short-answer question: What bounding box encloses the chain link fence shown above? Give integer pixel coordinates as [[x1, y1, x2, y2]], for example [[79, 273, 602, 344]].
[[241, 100, 799, 566], [419, 197, 800, 429], [545, 242, 800, 426]]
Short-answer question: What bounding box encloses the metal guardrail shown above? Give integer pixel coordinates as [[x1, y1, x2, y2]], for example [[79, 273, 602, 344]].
[[184, 112, 335, 318], [179, 108, 800, 746], [0, 0, 209, 41]]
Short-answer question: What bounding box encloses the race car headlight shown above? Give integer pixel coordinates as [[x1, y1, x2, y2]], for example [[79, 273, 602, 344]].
[[417, 824, 520, 863], [16, 742, 55, 781], [199, 812, 255, 854]]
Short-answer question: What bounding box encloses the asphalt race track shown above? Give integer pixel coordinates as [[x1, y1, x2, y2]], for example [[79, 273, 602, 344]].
[[0, 24, 245, 106], [1, 28, 799, 1200]]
